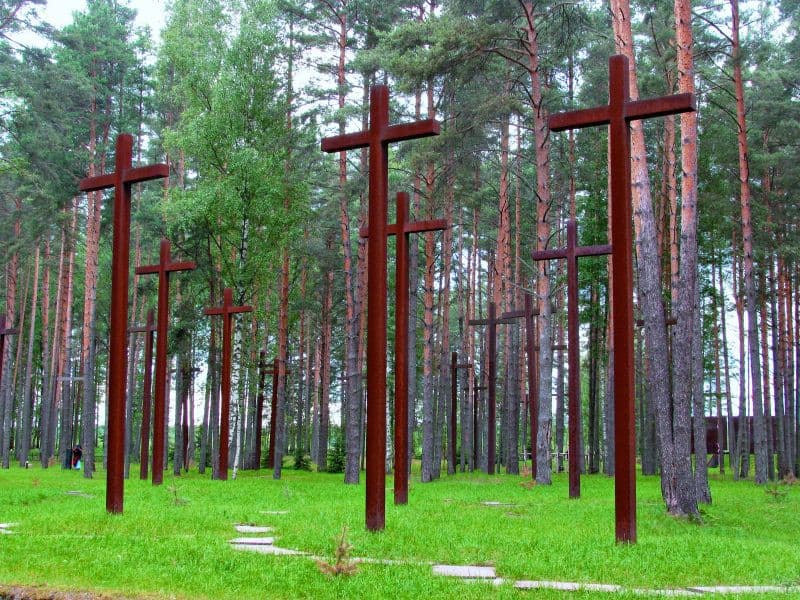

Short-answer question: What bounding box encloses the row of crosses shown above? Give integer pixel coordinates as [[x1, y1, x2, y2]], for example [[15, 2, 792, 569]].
[[77, 54, 693, 544]]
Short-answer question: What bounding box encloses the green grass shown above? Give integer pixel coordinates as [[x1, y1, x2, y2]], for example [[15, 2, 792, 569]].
[[0, 464, 798, 599]]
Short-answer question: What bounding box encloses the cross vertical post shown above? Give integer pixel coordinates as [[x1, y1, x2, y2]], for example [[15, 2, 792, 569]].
[[79, 133, 169, 514], [204, 287, 252, 480], [322, 85, 439, 530], [254, 350, 268, 468], [265, 358, 291, 470], [361, 191, 448, 503], [473, 380, 487, 471], [548, 54, 694, 542], [450, 351, 472, 475], [469, 302, 518, 474], [135, 238, 196, 485], [532, 220, 611, 498], [129, 309, 155, 480], [500, 293, 539, 477]]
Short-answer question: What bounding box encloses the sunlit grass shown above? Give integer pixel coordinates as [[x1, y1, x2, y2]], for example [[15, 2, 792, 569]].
[[1, 463, 798, 598]]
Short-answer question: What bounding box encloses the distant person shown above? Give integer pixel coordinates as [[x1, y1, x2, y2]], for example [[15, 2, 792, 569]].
[[72, 445, 82, 470]]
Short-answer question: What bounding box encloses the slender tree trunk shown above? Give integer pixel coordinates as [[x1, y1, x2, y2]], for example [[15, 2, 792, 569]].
[[731, 0, 767, 484], [18, 246, 40, 466], [0, 202, 20, 468], [39, 236, 53, 467]]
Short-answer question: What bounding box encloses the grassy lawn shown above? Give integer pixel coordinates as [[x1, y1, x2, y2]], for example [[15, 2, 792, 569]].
[[0, 463, 797, 599]]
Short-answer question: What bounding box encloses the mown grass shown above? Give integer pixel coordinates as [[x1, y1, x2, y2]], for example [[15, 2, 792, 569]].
[[0, 463, 798, 599]]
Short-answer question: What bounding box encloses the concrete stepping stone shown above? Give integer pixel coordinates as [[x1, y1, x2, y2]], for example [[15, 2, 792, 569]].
[[259, 510, 289, 515], [65, 490, 94, 498], [481, 501, 515, 507], [229, 537, 274, 545], [233, 543, 306, 556], [234, 524, 273, 534], [689, 585, 797, 594], [433, 565, 497, 579], [516, 580, 623, 593]]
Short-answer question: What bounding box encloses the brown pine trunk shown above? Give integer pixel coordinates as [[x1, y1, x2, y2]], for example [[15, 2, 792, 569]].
[[39, 237, 53, 467], [731, 0, 768, 483], [521, 1, 554, 485], [18, 246, 41, 466], [58, 200, 78, 469], [1, 201, 21, 468]]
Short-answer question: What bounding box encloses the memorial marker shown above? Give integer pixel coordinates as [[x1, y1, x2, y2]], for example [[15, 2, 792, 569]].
[[128, 309, 155, 480], [264, 357, 291, 470], [450, 351, 472, 475]]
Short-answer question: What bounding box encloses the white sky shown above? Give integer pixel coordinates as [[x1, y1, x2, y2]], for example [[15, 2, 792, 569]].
[[42, 0, 165, 33]]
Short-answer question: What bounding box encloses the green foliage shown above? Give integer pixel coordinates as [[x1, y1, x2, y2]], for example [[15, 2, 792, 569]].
[[292, 447, 311, 471], [326, 429, 346, 473]]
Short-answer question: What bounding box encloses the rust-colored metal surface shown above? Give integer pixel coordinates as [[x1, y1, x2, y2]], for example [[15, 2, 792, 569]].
[[79, 133, 169, 514], [362, 191, 448, 504], [322, 86, 439, 531], [548, 54, 694, 543], [500, 293, 539, 478], [450, 351, 472, 475], [135, 238, 195, 485], [264, 357, 291, 470], [254, 350, 267, 468], [469, 302, 518, 474], [204, 287, 252, 481], [532, 220, 611, 499], [129, 309, 155, 480]]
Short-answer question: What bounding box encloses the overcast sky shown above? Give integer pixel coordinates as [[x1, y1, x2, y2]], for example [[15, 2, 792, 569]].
[[42, 0, 166, 37]]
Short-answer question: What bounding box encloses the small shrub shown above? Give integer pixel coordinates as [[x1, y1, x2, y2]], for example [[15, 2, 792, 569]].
[[293, 448, 311, 471], [317, 526, 357, 577], [326, 433, 345, 473]]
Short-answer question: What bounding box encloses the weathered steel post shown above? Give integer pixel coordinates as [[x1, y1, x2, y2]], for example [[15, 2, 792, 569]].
[[204, 287, 252, 481], [129, 309, 155, 480], [361, 191, 448, 503], [79, 133, 168, 514], [135, 238, 195, 485], [322, 86, 439, 531], [532, 220, 611, 499], [548, 54, 694, 542]]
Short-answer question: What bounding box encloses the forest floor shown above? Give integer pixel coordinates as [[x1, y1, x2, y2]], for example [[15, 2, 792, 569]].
[[0, 462, 798, 599]]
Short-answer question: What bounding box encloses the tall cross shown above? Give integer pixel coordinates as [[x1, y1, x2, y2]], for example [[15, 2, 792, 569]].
[[0, 316, 18, 397], [548, 54, 695, 543], [79, 133, 169, 514], [468, 301, 519, 474], [204, 287, 252, 481], [361, 191, 448, 504], [500, 292, 539, 478], [450, 351, 472, 476], [532, 219, 611, 499], [128, 309, 155, 481], [322, 85, 439, 531], [264, 357, 291, 470], [135, 238, 196, 485]]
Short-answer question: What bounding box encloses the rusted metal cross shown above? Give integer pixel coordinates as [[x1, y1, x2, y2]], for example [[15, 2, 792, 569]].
[[128, 309, 155, 481], [204, 287, 252, 481], [450, 351, 472, 475], [469, 301, 519, 474], [548, 54, 695, 543], [264, 357, 291, 470], [0, 316, 18, 396], [322, 85, 439, 531], [500, 292, 540, 478], [79, 133, 169, 514], [135, 238, 195, 485], [361, 190, 448, 504], [532, 219, 611, 499]]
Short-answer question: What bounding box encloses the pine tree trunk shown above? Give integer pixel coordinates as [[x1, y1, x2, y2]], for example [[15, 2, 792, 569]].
[[0, 203, 20, 468], [730, 0, 768, 484], [18, 246, 40, 467], [39, 236, 53, 468]]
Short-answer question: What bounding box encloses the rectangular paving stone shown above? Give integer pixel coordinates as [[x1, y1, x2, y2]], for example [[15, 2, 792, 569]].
[[690, 586, 796, 594], [234, 525, 273, 533], [259, 510, 289, 515], [229, 537, 274, 545], [233, 544, 305, 556], [433, 565, 496, 579]]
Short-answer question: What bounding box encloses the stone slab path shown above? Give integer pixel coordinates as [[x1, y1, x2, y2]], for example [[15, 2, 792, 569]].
[[228, 521, 800, 595]]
